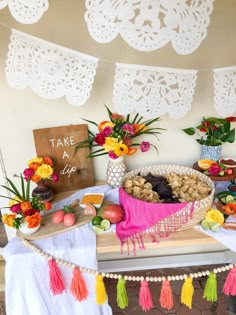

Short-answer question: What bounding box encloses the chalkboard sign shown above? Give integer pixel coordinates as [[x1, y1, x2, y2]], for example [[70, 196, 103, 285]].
[[33, 125, 94, 193]]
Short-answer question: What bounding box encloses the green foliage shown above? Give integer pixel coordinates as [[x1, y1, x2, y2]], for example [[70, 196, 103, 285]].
[[182, 116, 236, 146]]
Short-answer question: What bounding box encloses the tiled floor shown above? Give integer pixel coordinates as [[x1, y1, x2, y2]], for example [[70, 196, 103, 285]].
[[104, 265, 235, 314]]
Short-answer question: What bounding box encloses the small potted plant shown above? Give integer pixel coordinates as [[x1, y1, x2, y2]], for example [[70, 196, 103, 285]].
[[0, 174, 51, 234], [23, 156, 59, 202], [182, 116, 236, 161]]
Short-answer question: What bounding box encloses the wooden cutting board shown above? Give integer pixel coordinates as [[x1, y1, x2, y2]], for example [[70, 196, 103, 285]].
[[17, 202, 93, 240]]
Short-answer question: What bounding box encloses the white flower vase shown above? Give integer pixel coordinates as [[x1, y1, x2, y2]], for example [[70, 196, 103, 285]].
[[19, 220, 41, 235], [200, 145, 222, 161], [106, 156, 127, 188]]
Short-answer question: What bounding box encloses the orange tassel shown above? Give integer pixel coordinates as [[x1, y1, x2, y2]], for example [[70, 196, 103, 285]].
[[70, 268, 88, 302], [48, 259, 65, 295], [159, 280, 174, 310]]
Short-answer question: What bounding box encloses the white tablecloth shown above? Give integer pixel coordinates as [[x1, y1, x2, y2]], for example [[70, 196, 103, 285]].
[[2, 185, 119, 315]]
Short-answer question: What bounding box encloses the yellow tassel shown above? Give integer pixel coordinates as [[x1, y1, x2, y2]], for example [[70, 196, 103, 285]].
[[96, 274, 107, 304], [181, 277, 194, 309]]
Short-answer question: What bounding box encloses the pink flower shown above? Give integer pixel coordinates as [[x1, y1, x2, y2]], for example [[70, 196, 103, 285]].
[[102, 126, 113, 137], [121, 124, 135, 135], [208, 163, 223, 176], [94, 133, 106, 146], [140, 141, 150, 152], [51, 173, 59, 182], [108, 151, 118, 159], [23, 168, 34, 181], [10, 203, 21, 214]]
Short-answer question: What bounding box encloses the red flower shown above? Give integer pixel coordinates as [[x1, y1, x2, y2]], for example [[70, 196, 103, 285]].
[[225, 117, 236, 122], [94, 133, 105, 146], [199, 128, 207, 132], [203, 121, 211, 127]]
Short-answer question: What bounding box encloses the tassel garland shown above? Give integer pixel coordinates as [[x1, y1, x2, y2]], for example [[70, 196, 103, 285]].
[[70, 267, 88, 302], [139, 280, 153, 312], [117, 277, 128, 309], [96, 274, 107, 304], [20, 238, 236, 311], [159, 280, 174, 310], [203, 272, 217, 302], [223, 267, 236, 296], [48, 259, 66, 295], [181, 277, 194, 309]]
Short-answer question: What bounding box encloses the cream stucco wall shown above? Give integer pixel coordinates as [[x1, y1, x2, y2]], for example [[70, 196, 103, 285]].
[[0, 0, 236, 189]]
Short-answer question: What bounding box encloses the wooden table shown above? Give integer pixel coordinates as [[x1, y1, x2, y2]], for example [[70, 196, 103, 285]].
[[51, 187, 236, 273]]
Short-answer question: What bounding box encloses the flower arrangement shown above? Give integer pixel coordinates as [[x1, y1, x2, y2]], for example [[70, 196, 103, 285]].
[[74, 105, 164, 159], [182, 116, 236, 146], [23, 156, 59, 183], [1, 175, 51, 230]]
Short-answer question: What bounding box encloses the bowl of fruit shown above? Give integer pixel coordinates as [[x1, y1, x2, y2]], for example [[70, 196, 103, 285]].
[[219, 158, 236, 168], [215, 191, 236, 215]]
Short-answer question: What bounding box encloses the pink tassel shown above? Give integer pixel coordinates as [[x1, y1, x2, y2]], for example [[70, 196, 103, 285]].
[[70, 268, 88, 302], [48, 259, 65, 295], [223, 267, 236, 296], [159, 280, 174, 310], [139, 280, 153, 312]]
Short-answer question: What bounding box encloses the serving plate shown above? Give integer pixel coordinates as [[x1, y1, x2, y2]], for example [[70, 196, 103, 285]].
[[192, 162, 236, 181], [17, 200, 94, 240], [219, 158, 236, 168]]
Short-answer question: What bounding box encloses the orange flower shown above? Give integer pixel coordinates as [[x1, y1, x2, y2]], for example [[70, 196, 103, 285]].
[[43, 157, 53, 166], [127, 147, 137, 156], [2, 214, 16, 227], [2, 214, 9, 224], [29, 162, 41, 171], [134, 124, 146, 134], [98, 121, 109, 132], [25, 212, 42, 228], [20, 201, 32, 212], [31, 174, 42, 182]]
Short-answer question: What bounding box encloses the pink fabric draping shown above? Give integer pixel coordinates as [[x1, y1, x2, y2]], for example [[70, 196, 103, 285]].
[[116, 188, 195, 254]]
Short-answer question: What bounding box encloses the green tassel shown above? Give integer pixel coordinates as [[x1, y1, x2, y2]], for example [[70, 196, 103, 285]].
[[203, 272, 217, 302], [117, 277, 128, 309]]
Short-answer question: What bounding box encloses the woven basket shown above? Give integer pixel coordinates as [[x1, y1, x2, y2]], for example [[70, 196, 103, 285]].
[[120, 164, 215, 231]]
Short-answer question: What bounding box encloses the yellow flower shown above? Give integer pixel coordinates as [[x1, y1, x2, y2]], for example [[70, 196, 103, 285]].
[[114, 143, 129, 156], [9, 196, 22, 206], [103, 137, 119, 151], [28, 157, 43, 167], [101, 122, 115, 130], [36, 164, 53, 179], [205, 209, 224, 226]]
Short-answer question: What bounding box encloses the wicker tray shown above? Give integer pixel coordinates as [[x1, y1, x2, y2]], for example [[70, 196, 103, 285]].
[[120, 164, 215, 231]]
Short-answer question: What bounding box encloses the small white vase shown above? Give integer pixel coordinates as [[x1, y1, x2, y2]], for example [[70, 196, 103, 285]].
[[106, 156, 127, 188], [19, 220, 41, 235]]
